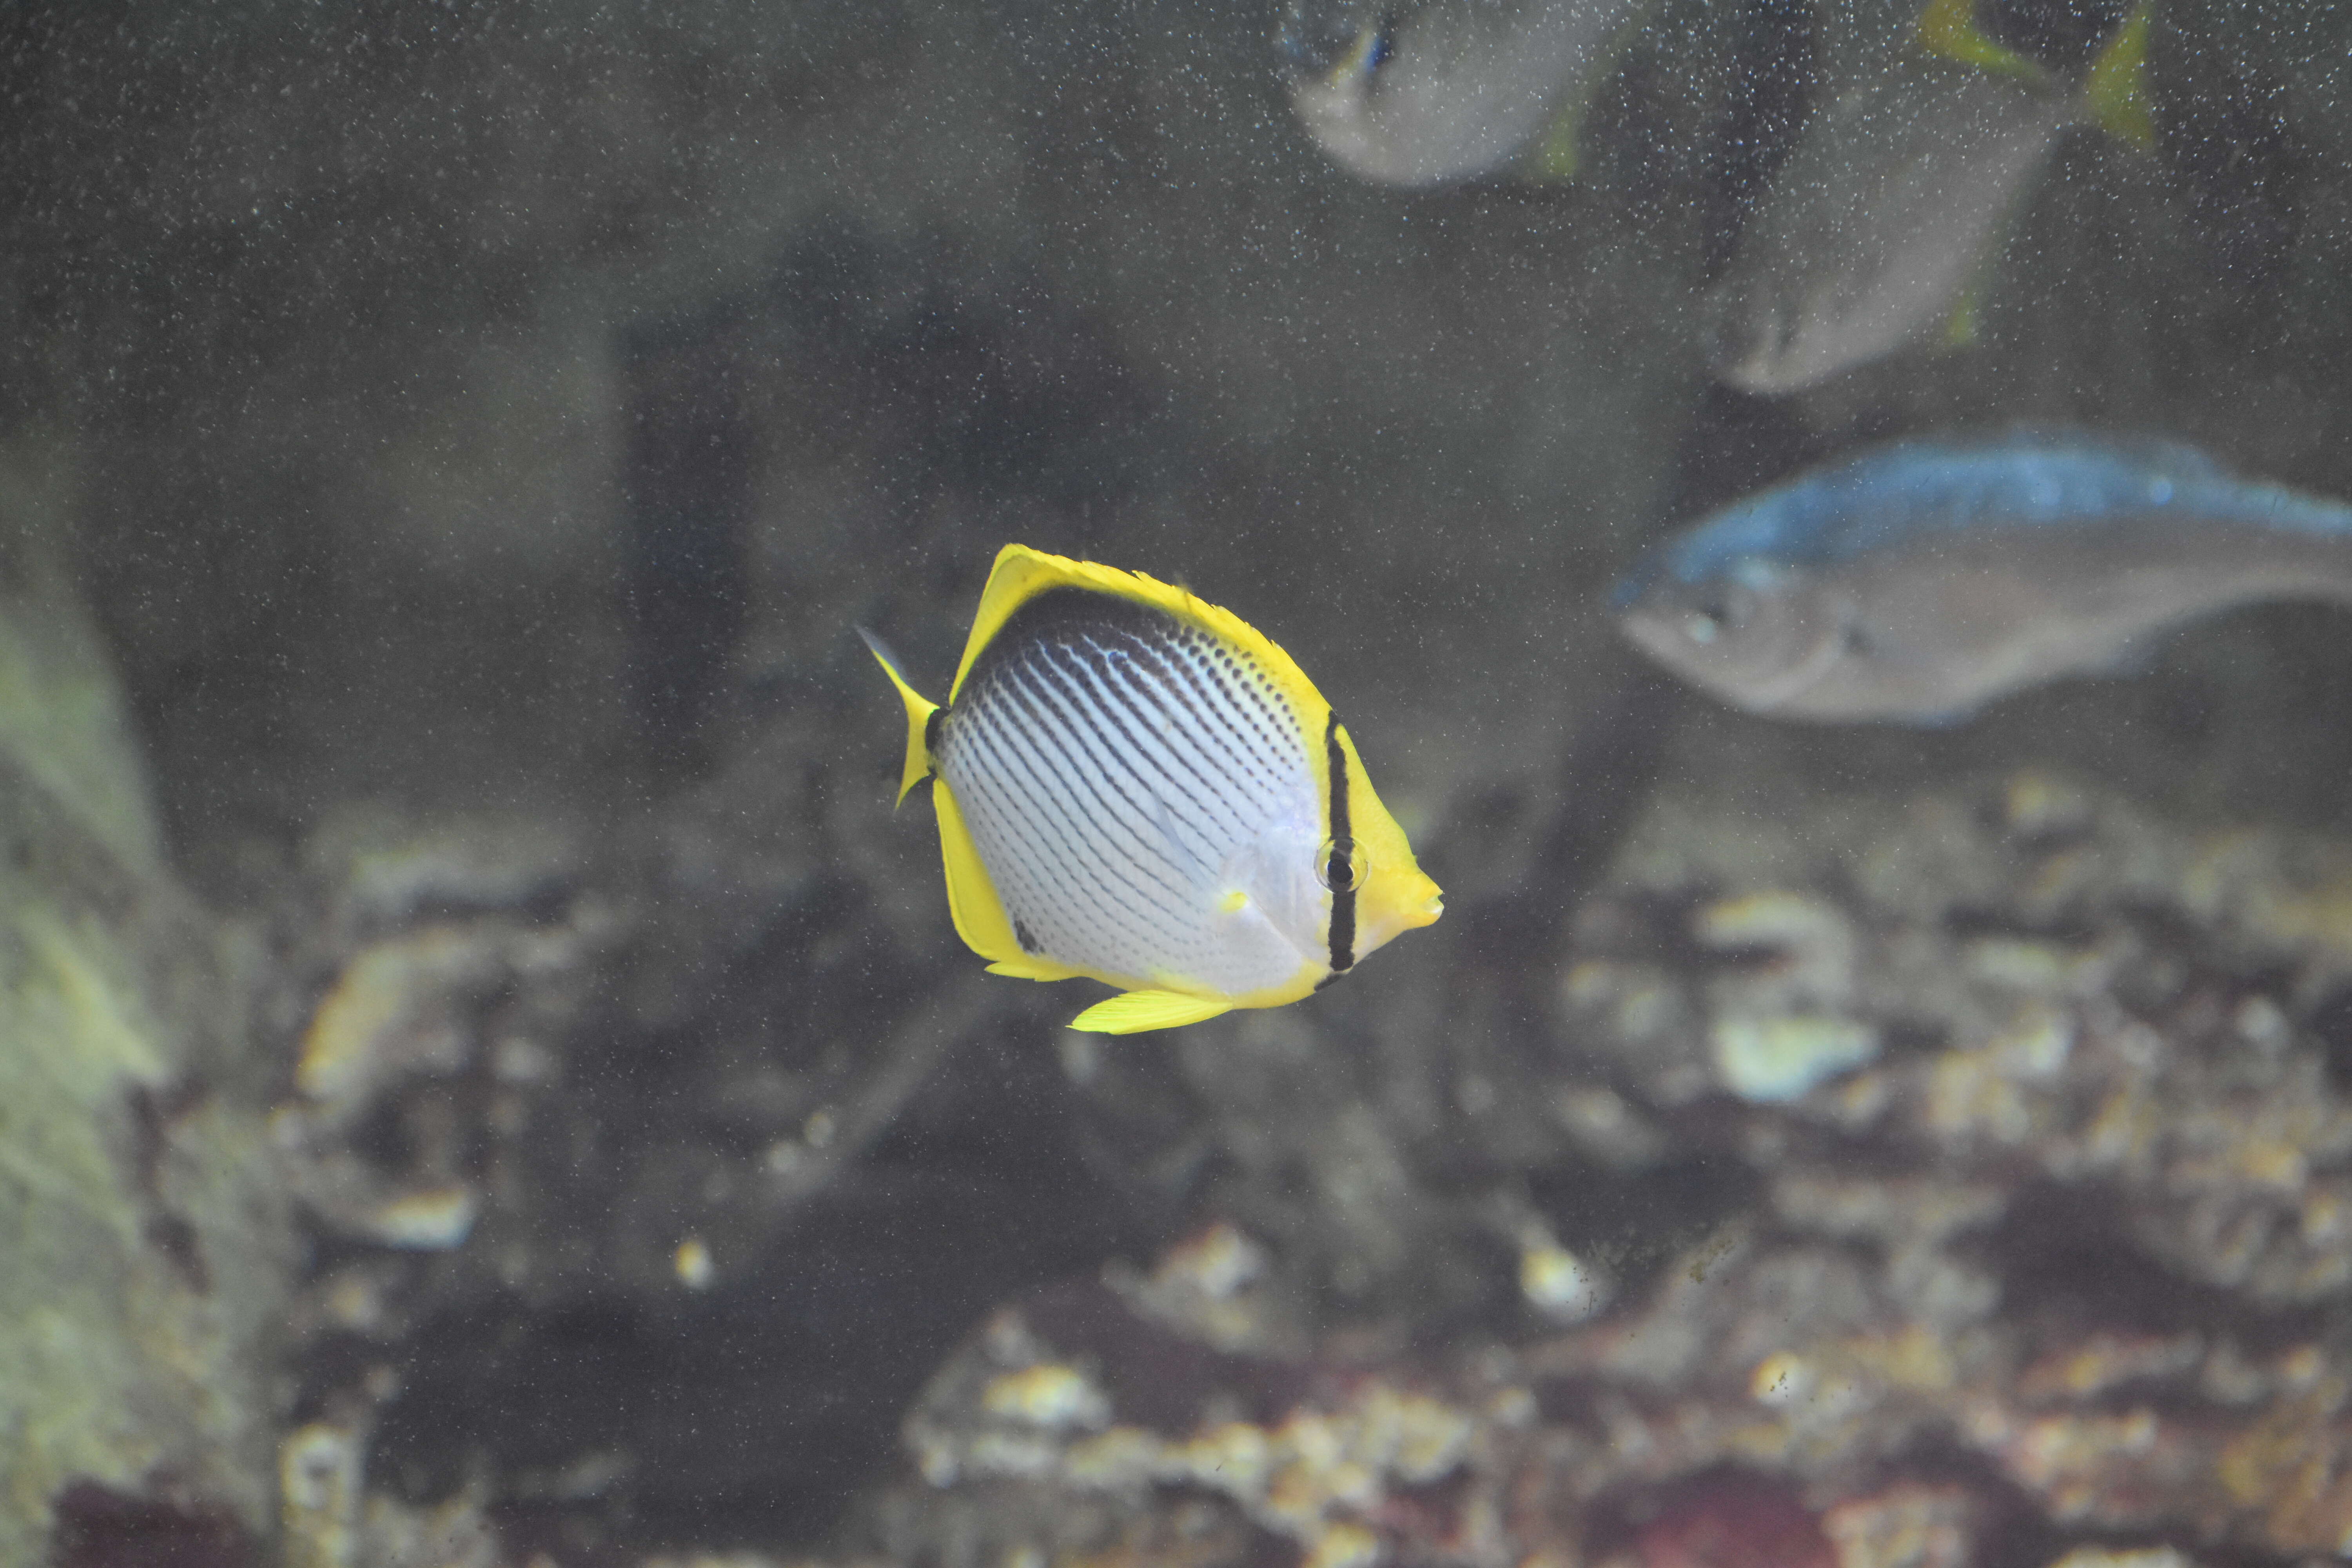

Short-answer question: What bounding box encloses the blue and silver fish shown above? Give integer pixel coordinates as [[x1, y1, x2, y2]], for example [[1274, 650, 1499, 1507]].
[[1708, 0, 2153, 394], [1612, 432, 2352, 723], [865, 545, 1443, 1033], [1278, 0, 1644, 187]]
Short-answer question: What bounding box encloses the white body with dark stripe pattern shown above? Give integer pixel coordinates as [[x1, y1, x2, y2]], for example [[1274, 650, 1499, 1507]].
[[940, 591, 1329, 1000], [863, 545, 1443, 1034]]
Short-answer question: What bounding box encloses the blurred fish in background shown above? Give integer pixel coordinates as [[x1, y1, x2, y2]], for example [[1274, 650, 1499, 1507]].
[[1277, 0, 1648, 185], [1706, 0, 2155, 394], [1613, 430, 2352, 721]]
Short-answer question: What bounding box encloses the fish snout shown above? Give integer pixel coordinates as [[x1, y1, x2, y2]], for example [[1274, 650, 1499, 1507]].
[[1354, 865, 1445, 961], [1706, 292, 1804, 397], [1404, 869, 1444, 928], [1615, 603, 1694, 667]]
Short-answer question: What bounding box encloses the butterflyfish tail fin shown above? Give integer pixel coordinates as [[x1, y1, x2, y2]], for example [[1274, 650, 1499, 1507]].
[[1067, 989, 1235, 1035], [858, 626, 941, 806], [2083, 0, 2155, 151], [1913, 0, 2042, 80]]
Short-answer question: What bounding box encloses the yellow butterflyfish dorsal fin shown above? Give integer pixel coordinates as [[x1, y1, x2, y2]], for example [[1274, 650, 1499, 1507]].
[[1067, 989, 1236, 1035], [949, 544, 1331, 726], [1913, 0, 2043, 81], [858, 626, 941, 806], [2083, 0, 2155, 151]]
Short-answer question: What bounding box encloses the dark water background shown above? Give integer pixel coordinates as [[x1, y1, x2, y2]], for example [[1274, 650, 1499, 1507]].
[[8, 1, 2352, 1563]]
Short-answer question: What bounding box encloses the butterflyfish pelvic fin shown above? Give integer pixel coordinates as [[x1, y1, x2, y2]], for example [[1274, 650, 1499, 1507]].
[[987, 957, 1077, 981], [858, 626, 941, 806], [1066, 989, 1236, 1035], [1913, 0, 2043, 81], [2083, 1, 2155, 151]]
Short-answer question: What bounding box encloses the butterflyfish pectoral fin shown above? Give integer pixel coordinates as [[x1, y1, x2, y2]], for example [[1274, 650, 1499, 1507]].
[[2083, 0, 2154, 151], [858, 626, 940, 806], [1066, 990, 1236, 1035]]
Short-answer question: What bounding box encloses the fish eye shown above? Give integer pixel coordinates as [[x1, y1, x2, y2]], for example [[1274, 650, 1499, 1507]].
[[1683, 584, 1756, 644], [1362, 12, 1397, 73], [1316, 836, 1368, 893]]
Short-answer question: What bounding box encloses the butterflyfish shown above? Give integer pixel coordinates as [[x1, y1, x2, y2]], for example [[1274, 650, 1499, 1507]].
[[863, 544, 1443, 1034], [1612, 431, 2352, 724]]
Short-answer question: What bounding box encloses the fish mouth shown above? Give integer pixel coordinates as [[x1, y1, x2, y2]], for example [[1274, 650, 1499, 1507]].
[[1702, 285, 1811, 395], [1615, 602, 1854, 716], [1708, 318, 1803, 396], [1614, 605, 1691, 667]]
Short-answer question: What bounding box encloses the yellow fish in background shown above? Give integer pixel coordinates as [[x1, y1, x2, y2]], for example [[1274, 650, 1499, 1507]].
[[863, 544, 1443, 1034]]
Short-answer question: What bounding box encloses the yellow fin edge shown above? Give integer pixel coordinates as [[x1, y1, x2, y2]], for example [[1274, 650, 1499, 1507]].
[[1913, 0, 2043, 81], [859, 627, 940, 806], [1067, 990, 1236, 1035], [1527, 103, 1581, 182], [934, 781, 1087, 982], [2083, 1, 2155, 151], [1940, 271, 1984, 349], [949, 545, 1333, 731]]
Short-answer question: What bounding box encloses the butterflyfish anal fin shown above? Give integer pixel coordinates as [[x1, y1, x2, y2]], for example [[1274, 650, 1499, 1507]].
[[2083, 0, 2154, 151], [1066, 990, 1236, 1035], [932, 779, 1048, 971], [858, 626, 942, 806]]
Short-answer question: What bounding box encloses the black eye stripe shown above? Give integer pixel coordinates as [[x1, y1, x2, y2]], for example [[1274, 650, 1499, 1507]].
[[1325, 712, 1354, 975]]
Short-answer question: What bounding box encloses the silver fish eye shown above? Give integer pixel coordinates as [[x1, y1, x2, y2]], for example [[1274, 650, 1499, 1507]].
[[1317, 836, 1368, 893], [1684, 582, 1757, 644]]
